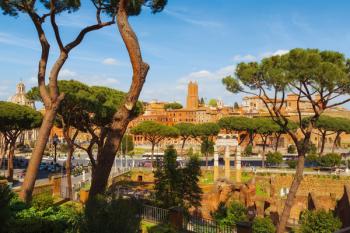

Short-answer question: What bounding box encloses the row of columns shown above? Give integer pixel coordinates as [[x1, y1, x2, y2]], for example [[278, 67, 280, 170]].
[[213, 145, 242, 183]]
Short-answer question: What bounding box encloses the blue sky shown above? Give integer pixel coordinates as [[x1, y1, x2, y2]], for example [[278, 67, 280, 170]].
[[1, 0, 350, 107]]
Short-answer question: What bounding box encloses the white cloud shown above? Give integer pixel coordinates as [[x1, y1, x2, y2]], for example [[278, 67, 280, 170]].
[[261, 49, 289, 58], [59, 69, 77, 79], [102, 58, 121, 66], [0, 32, 39, 50], [164, 9, 222, 28], [179, 65, 235, 84], [232, 54, 257, 62]]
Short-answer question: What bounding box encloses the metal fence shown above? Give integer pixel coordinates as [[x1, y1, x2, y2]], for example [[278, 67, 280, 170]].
[[141, 204, 169, 223], [184, 215, 236, 233], [141, 205, 236, 233]]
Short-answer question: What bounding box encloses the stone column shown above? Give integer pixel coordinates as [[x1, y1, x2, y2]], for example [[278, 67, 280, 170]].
[[235, 145, 242, 183], [224, 146, 231, 181], [120, 156, 123, 169], [214, 146, 219, 181]]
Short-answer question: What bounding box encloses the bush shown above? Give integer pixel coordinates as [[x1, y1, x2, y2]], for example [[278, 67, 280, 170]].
[[147, 223, 177, 233], [212, 201, 248, 228], [83, 195, 142, 233], [306, 154, 319, 166], [266, 152, 283, 166], [0, 185, 14, 232], [287, 160, 297, 169], [318, 153, 342, 167], [287, 145, 296, 154], [300, 210, 342, 233], [307, 143, 317, 155], [252, 217, 275, 233], [244, 145, 253, 156], [31, 192, 54, 211]]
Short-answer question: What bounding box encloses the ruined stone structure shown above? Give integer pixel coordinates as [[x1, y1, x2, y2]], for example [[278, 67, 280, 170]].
[[335, 185, 350, 228]]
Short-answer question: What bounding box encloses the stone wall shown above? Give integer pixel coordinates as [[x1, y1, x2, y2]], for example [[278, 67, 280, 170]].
[[271, 175, 350, 199]]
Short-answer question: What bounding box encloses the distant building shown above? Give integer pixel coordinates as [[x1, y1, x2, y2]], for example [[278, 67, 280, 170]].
[[186, 81, 199, 109], [8, 81, 38, 144]]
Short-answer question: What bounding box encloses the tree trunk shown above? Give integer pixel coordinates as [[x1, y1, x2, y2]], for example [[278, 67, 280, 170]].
[[66, 145, 73, 200], [275, 133, 281, 152], [332, 132, 341, 153], [205, 152, 209, 169], [320, 132, 326, 155], [276, 150, 306, 233], [151, 143, 155, 168], [262, 139, 266, 168], [88, 0, 150, 199], [7, 140, 16, 182], [181, 139, 186, 157], [20, 109, 57, 202], [0, 140, 8, 170], [248, 132, 254, 146]]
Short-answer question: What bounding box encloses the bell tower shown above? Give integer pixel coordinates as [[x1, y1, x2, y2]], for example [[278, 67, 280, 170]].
[[186, 81, 199, 109]]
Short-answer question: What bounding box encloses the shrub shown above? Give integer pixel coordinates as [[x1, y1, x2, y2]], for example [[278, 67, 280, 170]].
[[287, 145, 296, 154], [147, 223, 177, 233], [266, 152, 283, 166], [244, 145, 253, 156], [31, 192, 54, 211], [83, 195, 141, 233], [0, 185, 14, 232], [307, 143, 317, 155], [300, 210, 342, 233], [318, 153, 342, 167], [212, 201, 248, 227], [252, 217, 275, 233], [287, 160, 297, 169], [306, 154, 319, 166]]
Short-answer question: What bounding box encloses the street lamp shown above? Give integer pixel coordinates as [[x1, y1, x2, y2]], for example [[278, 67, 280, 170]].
[[52, 134, 59, 165]]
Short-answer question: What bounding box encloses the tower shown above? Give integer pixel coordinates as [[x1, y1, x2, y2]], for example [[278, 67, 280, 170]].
[[186, 81, 199, 109]]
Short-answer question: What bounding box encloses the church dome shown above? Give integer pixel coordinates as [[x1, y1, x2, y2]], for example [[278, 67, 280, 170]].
[[8, 81, 35, 109]]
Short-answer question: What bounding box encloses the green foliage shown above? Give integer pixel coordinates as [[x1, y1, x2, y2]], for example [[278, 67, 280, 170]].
[[0, 185, 14, 232], [300, 210, 342, 233], [121, 134, 134, 155], [164, 102, 182, 110], [287, 160, 297, 169], [154, 146, 202, 210], [212, 201, 248, 227], [252, 217, 276, 233], [318, 153, 342, 167], [11, 204, 81, 233], [83, 196, 141, 233], [0, 0, 167, 18], [234, 102, 239, 109], [208, 98, 218, 107], [307, 143, 318, 155], [187, 147, 194, 156], [31, 192, 54, 211], [195, 122, 220, 137], [306, 154, 319, 165], [244, 144, 253, 156], [218, 116, 254, 133], [147, 223, 177, 233], [200, 137, 215, 157], [302, 115, 350, 135], [131, 121, 179, 146], [287, 144, 296, 154], [0, 101, 42, 133], [266, 151, 283, 165]]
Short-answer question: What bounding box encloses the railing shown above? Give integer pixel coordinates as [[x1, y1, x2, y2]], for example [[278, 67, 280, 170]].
[[334, 226, 350, 233], [141, 205, 169, 223], [141, 205, 236, 233], [184, 215, 236, 233]]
